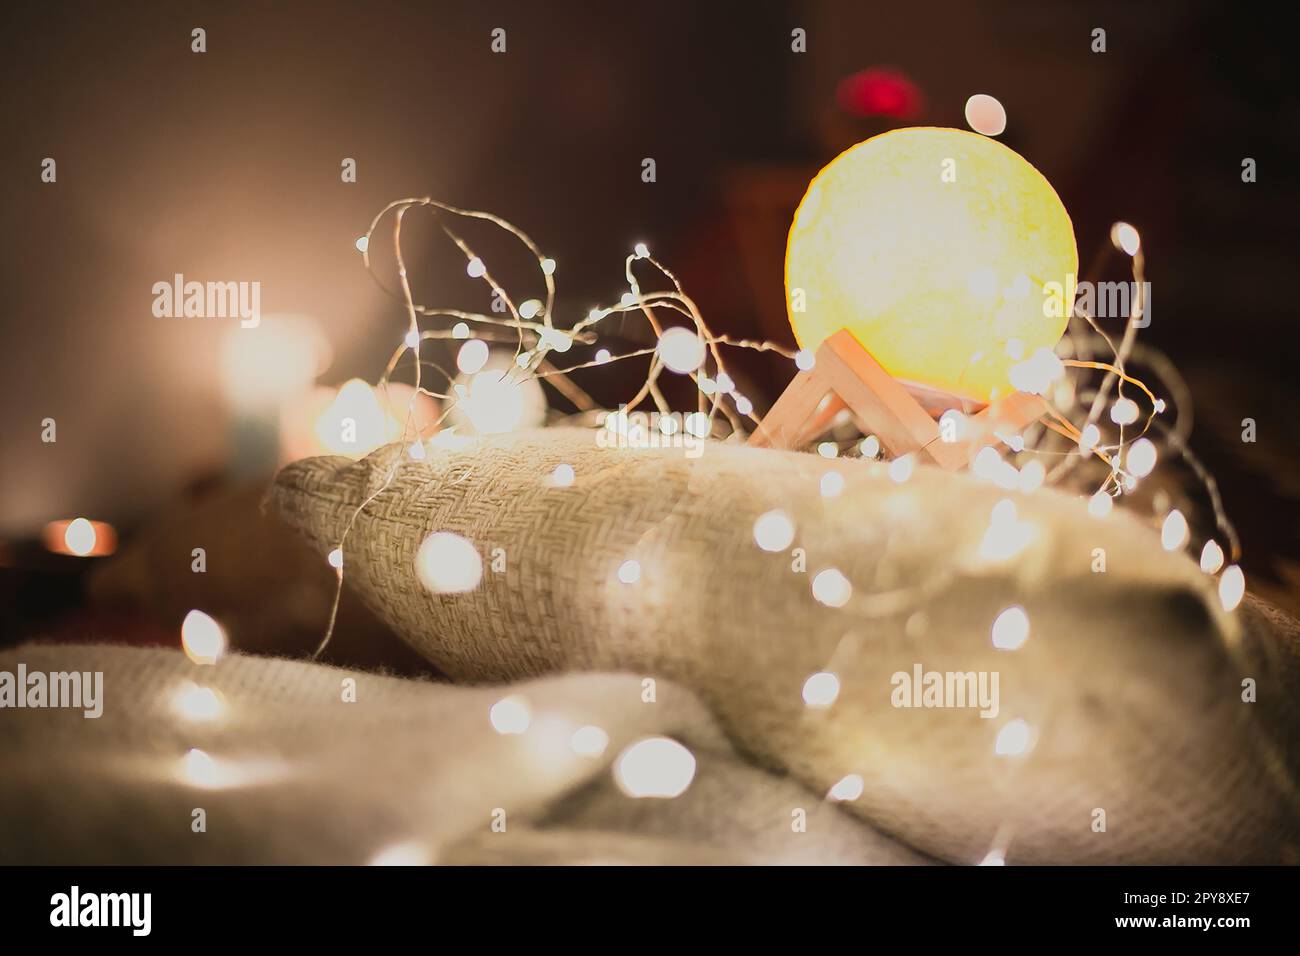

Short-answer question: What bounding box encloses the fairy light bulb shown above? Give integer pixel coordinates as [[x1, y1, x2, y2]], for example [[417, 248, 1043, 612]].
[[812, 568, 852, 607], [1111, 222, 1141, 257], [684, 412, 710, 438], [519, 299, 542, 320], [978, 498, 1033, 562], [820, 470, 845, 498], [369, 841, 432, 866], [489, 696, 531, 735], [457, 339, 490, 375], [180, 748, 218, 787], [452, 321, 470, 339], [355, 236, 369, 253], [171, 681, 224, 721], [973, 446, 1000, 481], [466, 257, 486, 278], [786, 128, 1076, 402], [657, 327, 707, 374], [753, 510, 796, 552], [860, 435, 881, 458], [614, 737, 696, 798], [1161, 510, 1189, 551], [1017, 459, 1046, 493], [540, 257, 556, 276], [889, 454, 915, 483], [1200, 539, 1225, 575], [181, 610, 227, 665], [1078, 423, 1101, 454], [1219, 565, 1245, 612], [617, 559, 642, 584], [828, 774, 864, 801], [1007, 347, 1064, 395], [964, 93, 1007, 136], [939, 409, 968, 442], [802, 672, 841, 708], [795, 349, 815, 370], [1110, 398, 1140, 426], [327, 548, 343, 569], [991, 606, 1030, 650], [63, 517, 97, 556], [415, 532, 482, 594], [1087, 490, 1113, 517], [550, 463, 575, 487], [990, 498, 1016, 526], [995, 719, 1034, 756], [537, 329, 571, 354], [176, 749, 282, 790], [1126, 437, 1157, 478]]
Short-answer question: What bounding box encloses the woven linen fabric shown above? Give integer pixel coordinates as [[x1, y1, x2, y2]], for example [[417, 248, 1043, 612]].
[[271, 428, 1300, 865], [0, 642, 923, 865]]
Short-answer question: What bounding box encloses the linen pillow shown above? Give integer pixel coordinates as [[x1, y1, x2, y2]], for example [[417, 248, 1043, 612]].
[[272, 428, 1300, 864]]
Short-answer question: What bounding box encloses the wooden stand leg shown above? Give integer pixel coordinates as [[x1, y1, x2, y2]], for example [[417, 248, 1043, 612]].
[[748, 328, 1045, 473], [746, 365, 844, 451], [959, 391, 1049, 466]]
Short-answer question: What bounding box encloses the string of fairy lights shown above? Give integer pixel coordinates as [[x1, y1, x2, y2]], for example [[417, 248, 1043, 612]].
[[296, 187, 1251, 864], [34, 108, 1247, 863], [339, 194, 1245, 595], [116, 192, 1252, 865]]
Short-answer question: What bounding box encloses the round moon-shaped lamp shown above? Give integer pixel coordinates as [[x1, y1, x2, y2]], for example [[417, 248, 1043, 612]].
[[786, 127, 1076, 403]]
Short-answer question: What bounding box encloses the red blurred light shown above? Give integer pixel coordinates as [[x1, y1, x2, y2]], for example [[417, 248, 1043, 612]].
[[836, 67, 924, 120]]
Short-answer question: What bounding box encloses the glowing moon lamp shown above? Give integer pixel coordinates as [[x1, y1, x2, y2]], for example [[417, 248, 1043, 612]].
[[786, 127, 1077, 403]]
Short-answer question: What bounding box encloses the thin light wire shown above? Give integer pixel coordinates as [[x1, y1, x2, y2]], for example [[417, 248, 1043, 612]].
[[310, 204, 1239, 660]]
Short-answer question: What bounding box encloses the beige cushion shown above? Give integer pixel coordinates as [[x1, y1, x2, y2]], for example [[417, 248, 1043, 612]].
[[271, 428, 1300, 864]]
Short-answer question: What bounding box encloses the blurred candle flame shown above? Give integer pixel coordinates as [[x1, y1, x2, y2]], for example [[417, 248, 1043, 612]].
[[42, 518, 117, 557]]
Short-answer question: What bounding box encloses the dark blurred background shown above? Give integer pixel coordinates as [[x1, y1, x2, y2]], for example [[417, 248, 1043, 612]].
[[2, 1, 1298, 647]]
